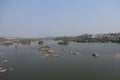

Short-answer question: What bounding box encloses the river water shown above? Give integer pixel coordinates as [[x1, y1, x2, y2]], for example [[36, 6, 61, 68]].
[[0, 40, 120, 80]]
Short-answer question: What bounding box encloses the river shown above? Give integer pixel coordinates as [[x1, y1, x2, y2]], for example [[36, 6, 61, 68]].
[[0, 40, 120, 80]]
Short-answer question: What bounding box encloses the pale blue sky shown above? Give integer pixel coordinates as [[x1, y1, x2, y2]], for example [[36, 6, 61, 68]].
[[0, 0, 120, 37]]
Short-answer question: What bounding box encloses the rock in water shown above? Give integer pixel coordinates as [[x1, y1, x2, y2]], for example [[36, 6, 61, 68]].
[[92, 53, 100, 57], [47, 49, 55, 53], [2, 59, 8, 63], [0, 67, 2, 70], [50, 54, 59, 57], [39, 46, 50, 51], [43, 54, 49, 58], [0, 69, 7, 73], [69, 52, 80, 55]]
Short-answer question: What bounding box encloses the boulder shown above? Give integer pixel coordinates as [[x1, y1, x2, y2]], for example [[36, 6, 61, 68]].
[[47, 49, 55, 53], [92, 53, 100, 57], [43, 54, 49, 58], [43, 53, 59, 58], [38, 41, 44, 45], [0, 67, 2, 70], [2, 59, 8, 63], [39, 46, 50, 51], [50, 54, 59, 57], [69, 52, 80, 55], [0, 69, 7, 73]]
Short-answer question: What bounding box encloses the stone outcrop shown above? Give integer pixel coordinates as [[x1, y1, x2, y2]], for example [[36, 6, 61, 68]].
[[92, 53, 100, 57], [69, 51, 80, 55]]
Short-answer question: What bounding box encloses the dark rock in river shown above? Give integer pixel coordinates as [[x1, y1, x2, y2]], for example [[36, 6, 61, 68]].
[[92, 53, 100, 57]]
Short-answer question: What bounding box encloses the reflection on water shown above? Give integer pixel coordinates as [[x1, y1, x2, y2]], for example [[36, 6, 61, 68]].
[[0, 40, 120, 80]]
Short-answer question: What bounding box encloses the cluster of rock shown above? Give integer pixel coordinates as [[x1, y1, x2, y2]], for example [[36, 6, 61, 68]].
[[92, 53, 120, 58], [38, 45, 103, 58], [39, 46, 50, 51], [0, 67, 13, 73], [39, 46, 60, 58], [0, 67, 7, 73], [0, 58, 13, 73], [43, 53, 60, 58], [69, 52, 100, 57], [57, 41, 69, 45], [38, 45, 120, 59], [39, 46, 56, 53]]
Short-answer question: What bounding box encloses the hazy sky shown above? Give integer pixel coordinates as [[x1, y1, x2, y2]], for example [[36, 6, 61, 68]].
[[0, 0, 120, 37]]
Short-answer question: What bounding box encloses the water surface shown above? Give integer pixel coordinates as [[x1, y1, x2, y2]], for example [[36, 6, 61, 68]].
[[0, 41, 120, 80]]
